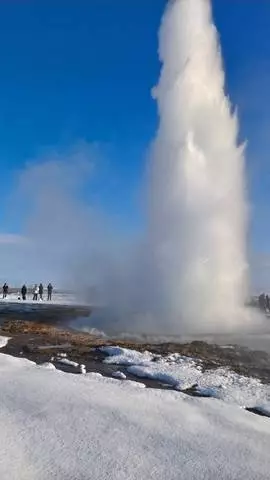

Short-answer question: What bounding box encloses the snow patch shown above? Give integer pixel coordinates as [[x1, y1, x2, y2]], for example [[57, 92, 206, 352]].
[[193, 386, 222, 399], [80, 364, 86, 374], [0, 336, 10, 348], [0, 292, 84, 306], [100, 346, 153, 366], [112, 371, 127, 380], [104, 346, 270, 408], [56, 358, 79, 368]]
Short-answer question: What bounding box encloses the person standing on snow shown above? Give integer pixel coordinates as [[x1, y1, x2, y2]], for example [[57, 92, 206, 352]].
[[47, 283, 53, 301], [2, 283, 8, 299], [33, 284, 38, 301], [39, 283, 44, 301], [21, 284, 27, 301]]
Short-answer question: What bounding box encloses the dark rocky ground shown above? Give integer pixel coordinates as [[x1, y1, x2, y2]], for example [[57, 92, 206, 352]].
[[1, 319, 270, 383]]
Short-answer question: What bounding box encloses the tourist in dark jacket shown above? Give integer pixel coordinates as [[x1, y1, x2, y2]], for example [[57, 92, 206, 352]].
[[21, 284, 27, 301], [47, 283, 53, 301], [2, 283, 8, 299], [39, 283, 44, 301]]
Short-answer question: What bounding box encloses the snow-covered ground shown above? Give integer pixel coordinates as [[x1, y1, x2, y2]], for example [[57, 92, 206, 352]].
[[0, 292, 85, 306], [101, 346, 270, 409], [0, 339, 269, 479]]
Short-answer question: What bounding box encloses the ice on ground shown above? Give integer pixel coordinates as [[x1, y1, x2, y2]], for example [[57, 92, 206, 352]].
[[100, 346, 154, 366], [104, 346, 270, 408], [37, 345, 71, 351], [193, 386, 221, 398], [0, 336, 10, 348], [0, 352, 269, 479], [112, 371, 127, 380], [56, 358, 79, 368]]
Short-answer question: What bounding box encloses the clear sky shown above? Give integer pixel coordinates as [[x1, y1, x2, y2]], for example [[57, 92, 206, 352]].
[[0, 0, 270, 289]]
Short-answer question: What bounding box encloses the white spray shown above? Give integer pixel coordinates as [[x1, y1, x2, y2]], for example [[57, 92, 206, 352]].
[[148, 0, 249, 332]]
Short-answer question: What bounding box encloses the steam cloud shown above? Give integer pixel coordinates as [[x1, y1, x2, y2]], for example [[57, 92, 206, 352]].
[[1, 0, 256, 336], [90, 0, 251, 335]]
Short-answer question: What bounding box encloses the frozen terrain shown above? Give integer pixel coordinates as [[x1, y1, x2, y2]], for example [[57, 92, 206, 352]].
[[0, 292, 92, 325], [101, 346, 270, 409], [0, 337, 269, 479], [0, 291, 83, 306]]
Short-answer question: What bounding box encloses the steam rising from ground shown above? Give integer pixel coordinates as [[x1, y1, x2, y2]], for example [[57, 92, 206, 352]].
[[1, 0, 259, 336], [85, 0, 252, 335]]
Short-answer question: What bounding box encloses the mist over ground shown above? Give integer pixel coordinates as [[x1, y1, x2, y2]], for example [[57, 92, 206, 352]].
[[0, 0, 268, 337], [0, 139, 264, 336]]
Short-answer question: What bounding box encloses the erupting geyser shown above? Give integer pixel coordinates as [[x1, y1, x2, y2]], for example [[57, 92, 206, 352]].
[[148, 0, 248, 332]]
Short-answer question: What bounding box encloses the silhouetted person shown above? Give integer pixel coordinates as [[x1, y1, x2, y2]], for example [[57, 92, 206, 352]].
[[266, 295, 270, 312], [259, 293, 266, 311], [2, 283, 8, 299], [39, 283, 44, 301], [33, 284, 38, 301], [21, 284, 27, 301], [47, 283, 53, 301]]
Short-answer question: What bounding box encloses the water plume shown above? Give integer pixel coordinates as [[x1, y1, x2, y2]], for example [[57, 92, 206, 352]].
[[147, 0, 249, 332]]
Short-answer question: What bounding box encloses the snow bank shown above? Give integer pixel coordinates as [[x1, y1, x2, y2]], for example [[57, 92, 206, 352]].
[[103, 346, 270, 408], [0, 352, 269, 479], [39, 362, 56, 370]]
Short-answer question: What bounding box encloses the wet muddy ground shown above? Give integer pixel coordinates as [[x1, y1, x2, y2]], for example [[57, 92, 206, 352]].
[[0, 303, 91, 324]]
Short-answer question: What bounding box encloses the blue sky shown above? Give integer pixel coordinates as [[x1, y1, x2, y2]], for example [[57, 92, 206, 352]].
[[0, 0, 270, 288]]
